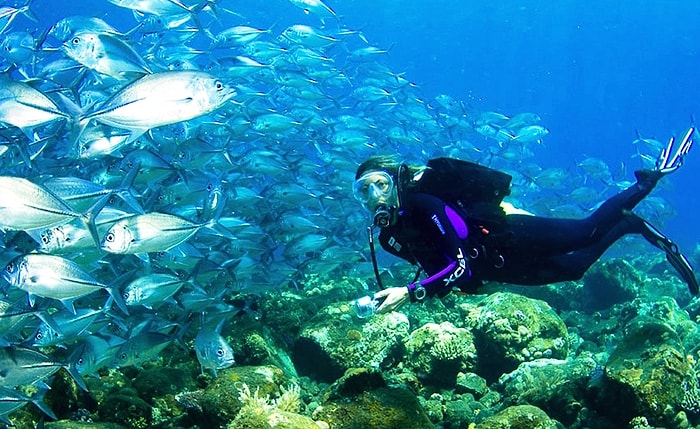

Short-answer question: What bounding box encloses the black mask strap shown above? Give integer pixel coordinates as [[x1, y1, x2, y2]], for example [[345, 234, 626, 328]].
[[367, 225, 385, 290]]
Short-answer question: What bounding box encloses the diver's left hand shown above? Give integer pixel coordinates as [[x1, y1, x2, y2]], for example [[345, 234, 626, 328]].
[[373, 287, 409, 313]]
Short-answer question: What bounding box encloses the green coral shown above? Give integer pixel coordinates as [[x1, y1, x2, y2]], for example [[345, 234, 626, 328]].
[[98, 388, 152, 429], [603, 316, 696, 427], [405, 322, 477, 387], [294, 302, 410, 381], [471, 292, 569, 381], [477, 404, 560, 429], [312, 387, 433, 429]]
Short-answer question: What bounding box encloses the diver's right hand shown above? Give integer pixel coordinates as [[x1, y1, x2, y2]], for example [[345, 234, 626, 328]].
[[373, 287, 409, 313]]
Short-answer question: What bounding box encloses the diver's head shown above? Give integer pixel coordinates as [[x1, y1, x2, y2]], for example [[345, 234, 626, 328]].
[[354, 156, 404, 227]]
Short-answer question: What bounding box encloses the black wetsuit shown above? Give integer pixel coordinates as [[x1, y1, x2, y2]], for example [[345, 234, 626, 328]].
[[378, 176, 657, 298]]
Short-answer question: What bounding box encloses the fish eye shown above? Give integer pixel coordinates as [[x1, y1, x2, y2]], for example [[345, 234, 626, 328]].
[[105, 233, 114, 242], [217, 348, 224, 357], [41, 233, 50, 244], [5, 262, 13, 272], [78, 358, 84, 365], [36, 332, 43, 340], [215, 80, 224, 90], [71, 37, 80, 45]]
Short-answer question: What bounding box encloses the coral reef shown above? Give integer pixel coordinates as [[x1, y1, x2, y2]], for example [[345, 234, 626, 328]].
[[11, 257, 700, 429], [293, 301, 410, 381], [600, 315, 698, 427], [312, 386, 433, 429], [405, 321, 477, 387], [469, 292, 570, 382], [477, 404, 561, 429], [497, 356, 598, 425], [581, 259, 641, 310]]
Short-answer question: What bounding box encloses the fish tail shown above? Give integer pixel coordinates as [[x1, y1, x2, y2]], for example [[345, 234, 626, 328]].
[[80, 194, 110, 248], [64, 362, 89, 392], [106, 270, 135, 316], [116, 160, 145, 214], [29, 387, 58, 420], [104, 285, 129, 316]]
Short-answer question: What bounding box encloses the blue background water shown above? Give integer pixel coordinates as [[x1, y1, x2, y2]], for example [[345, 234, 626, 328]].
[[21, 0, 700, 248]]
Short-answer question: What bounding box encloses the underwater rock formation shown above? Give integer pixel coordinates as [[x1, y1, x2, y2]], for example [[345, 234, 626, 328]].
[[470, 292, 569, 381], [198, 365, 287, 426], [497, 356, 598, 426], [476, 404, 561, 429], [312, 386, 433, 429], [601, 315, 698, 427], [405, 321, 477, 387], [293, 302, 410, 382], [582, 259, 640, 310]]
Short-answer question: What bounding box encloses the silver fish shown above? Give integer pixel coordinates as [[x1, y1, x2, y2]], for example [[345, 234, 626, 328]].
[[123, 273, 187, 308], [80, 70, 235, 143], [0, 346, 86, 391], [49, 16, 123, 43], [61, 31, 151, 79], [2, 253, 126, 315], [0, 78, 69, 140], [512, 125, 549, 144], [27, 307, 102, 347], [0, 176, 83, 231], [112, 331, 175, 369], [101, 212, 213, 254], [194, 322, 234, 376], [209, 25, 269, 48], [68, 334, 124, 377], [288, 0, 336, 18], [0, 31, 35, 65]]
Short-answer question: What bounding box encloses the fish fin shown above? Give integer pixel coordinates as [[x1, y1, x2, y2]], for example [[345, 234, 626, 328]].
[[116, 159, 143, 213], [126, 128, 148, 145], [60, 298, 77, 315], [201, 220, 235, 240], [27, 293, 37, 308], [55, 91, 85, 118]]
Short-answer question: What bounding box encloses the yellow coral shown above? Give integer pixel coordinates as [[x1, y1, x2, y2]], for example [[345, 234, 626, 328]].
[[238, 382, 272, 412], [274, 383, 302, 413]]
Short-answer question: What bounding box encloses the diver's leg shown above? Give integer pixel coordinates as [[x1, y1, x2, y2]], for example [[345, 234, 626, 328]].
[[487, 218, 635, 285], [542, 219, 635, 281], [547, 213, 699, 295]]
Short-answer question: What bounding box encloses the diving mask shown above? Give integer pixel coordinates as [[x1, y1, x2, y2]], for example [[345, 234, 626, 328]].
[[353, 171, 395, 208]]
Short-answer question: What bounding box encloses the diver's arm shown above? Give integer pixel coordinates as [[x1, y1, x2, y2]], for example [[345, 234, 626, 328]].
[[375, 195, 472, 313]]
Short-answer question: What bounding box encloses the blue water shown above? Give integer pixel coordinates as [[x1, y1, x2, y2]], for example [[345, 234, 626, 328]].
[[341, 0, 700, 247], [15, 0, 700, 247]]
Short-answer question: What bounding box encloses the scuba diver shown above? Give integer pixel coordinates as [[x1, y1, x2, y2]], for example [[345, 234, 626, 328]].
[[353, 127, 698, 313]]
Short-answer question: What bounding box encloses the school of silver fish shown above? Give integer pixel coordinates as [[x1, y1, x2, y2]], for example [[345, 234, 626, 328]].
[[0, 0, 678, 423]]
